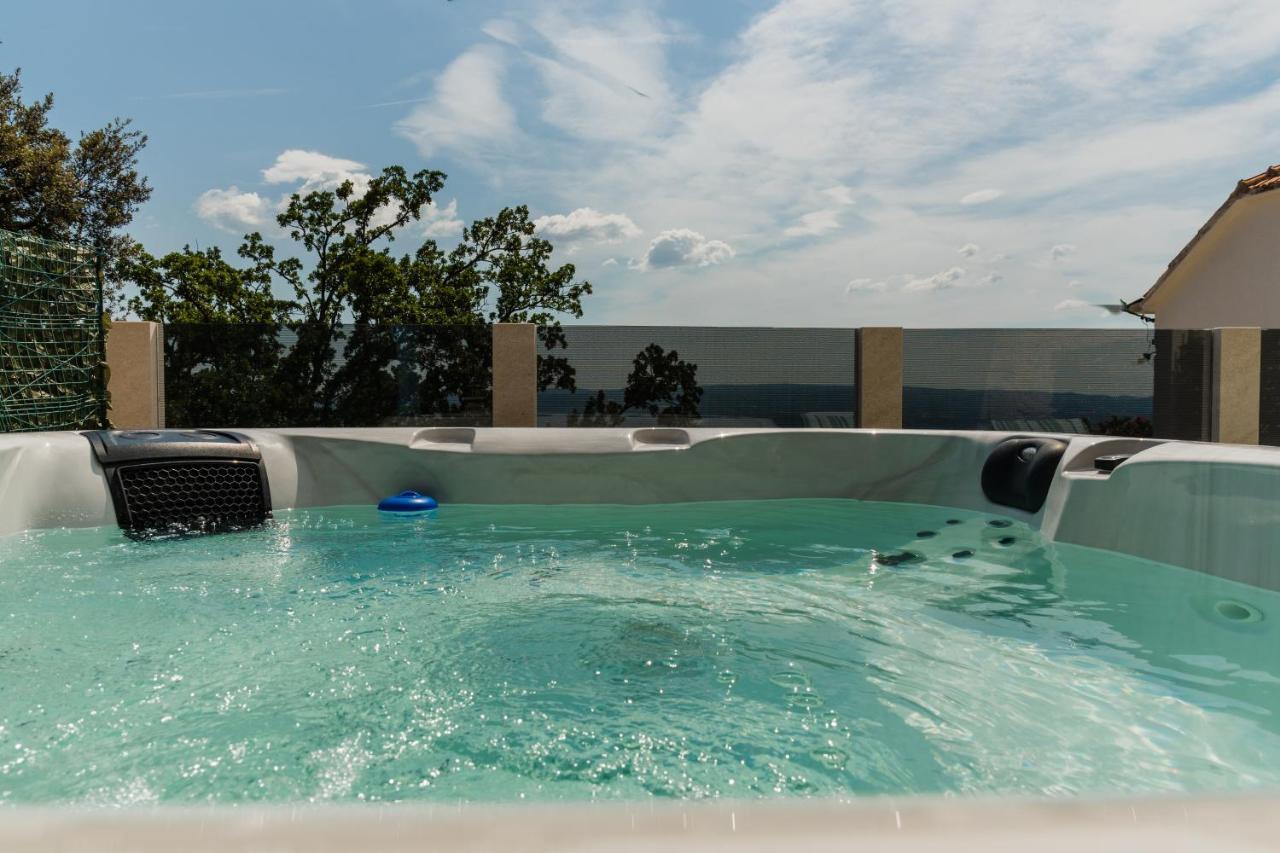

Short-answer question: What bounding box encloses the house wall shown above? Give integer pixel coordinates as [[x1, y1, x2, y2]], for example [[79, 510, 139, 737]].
[[1147, 191, 1280, 329]]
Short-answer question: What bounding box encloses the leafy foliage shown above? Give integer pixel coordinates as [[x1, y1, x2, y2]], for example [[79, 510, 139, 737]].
[[0, 69, 151, 314], [1084, 414, 1154, 437], [568, 344, 703, 427], [127, 164, 700, 427]]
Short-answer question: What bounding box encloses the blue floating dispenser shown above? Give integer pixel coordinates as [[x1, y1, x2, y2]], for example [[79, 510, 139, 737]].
[[378, 490, 439, 516]]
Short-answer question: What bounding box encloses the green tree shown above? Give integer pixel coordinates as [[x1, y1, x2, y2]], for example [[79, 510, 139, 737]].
[[125, 245, 292, 426], [126, 245, 289, 324], [128, 164, 703, 428], [128, 167, 595, 425], [0, 68, 151, 312], [568, 344, 702, 427]]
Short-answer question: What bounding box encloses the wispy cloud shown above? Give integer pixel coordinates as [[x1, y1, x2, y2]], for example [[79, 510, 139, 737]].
[[189, 0, 1280, 326], [364, 97, 433, 109], [394, 45, 517, 157], [133, 87, 288, 101], [960, 189, 1003, 206]]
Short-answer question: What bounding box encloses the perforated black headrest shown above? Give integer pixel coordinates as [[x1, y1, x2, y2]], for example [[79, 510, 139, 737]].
[[83, 430, 271, 534]]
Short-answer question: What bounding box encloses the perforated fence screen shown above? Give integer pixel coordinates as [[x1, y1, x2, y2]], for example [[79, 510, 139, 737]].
[[0, 229, 106, 432], [902, 329, 1155, 434], [155, 323, 1229, 437], [537, 326, 858, 427], [163, 323, 492, 428]]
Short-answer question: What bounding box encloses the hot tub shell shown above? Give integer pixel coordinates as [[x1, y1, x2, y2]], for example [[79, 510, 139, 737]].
[[2, 426, 1280, 850], [3, 427, 1278, 589]]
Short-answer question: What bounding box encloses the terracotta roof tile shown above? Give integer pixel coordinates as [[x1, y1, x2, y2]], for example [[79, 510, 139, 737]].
[[1238, 165, 1280, 194]]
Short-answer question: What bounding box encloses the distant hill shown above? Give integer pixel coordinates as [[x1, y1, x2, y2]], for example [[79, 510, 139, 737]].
[[537, 383, 1152, 429]]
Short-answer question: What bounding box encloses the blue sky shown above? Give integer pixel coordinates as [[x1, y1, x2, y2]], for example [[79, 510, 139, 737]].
[[7, 0, 1280, 326]]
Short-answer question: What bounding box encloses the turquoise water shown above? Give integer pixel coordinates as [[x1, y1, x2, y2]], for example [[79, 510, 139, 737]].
[[1, 499, 1279, 804]]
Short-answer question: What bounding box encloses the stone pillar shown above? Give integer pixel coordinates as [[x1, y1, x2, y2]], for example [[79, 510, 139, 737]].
[[106, 321, 165, 429], [491, 323, 537, 427], [1211, 327, 1260, 445], [857, 327, 903, 429]]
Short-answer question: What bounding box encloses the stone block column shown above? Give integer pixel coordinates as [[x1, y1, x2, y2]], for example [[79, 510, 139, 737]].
[[492, 323, 537, 427], [856, 327, 903, 429], [106, 320, 165, 429]]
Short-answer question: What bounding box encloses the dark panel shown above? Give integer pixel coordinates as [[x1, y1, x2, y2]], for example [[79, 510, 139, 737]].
[[538, 326, 858, 428], [1153, 329, 1212, 441], [163, 324, 493, 428], [902, 329, 1154, 434], [1262, 329, 1280, 446]]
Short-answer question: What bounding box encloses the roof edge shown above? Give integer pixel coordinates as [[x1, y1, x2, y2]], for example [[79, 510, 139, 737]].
[[1132, 164, 1280, 313]]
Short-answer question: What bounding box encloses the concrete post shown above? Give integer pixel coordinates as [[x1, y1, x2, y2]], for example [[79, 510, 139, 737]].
[[106, 321, 165, 429], [857, 327, 903, 429], [491, 323, 537, 427], [1211, 327, 1260, 445]]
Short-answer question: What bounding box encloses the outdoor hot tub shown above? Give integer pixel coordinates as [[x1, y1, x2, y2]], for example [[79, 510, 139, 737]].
[[1, 427, 1279, 850]]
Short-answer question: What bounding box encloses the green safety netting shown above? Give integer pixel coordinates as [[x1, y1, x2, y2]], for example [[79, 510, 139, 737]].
[[0, 228, 107, 432]]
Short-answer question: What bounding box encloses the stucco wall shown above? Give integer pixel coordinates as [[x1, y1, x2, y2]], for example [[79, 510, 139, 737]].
[[1148, 192, 1280, 329]]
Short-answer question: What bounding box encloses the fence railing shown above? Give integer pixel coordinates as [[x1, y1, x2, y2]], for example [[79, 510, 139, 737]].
[[903, 328, 1154, 433], [94, 322, 1280, 444], [162, 323, 493, 429]]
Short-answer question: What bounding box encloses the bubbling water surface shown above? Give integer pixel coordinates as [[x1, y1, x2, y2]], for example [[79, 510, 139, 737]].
[[0, 499, 1278, 804]]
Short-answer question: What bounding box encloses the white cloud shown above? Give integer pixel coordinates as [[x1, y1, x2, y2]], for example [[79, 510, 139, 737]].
[[199, 148, 455, 239], [481, 19, 523, 47], [194, 187, 274, 232], [784, 209, 842, 238], [929, 83, 1280, 210], [395, 45, 517, 157], [960, 189, 1004, 206], [356, 0, 1280, 325], [422, 199, 464, 239], [1055, 298, 1095, 312], [846, 278, 888, 293], [824, 185, 855, 206], [533, 208, 641, 243], [1049, 243, 1078, 261], [784, 183, 856, 237], [602, 257, 619, 267], [259, 149, 393, 226], [521, 9, 674, 143], [262, 150, 365, 189], [634, 229, 735, 270], [903, 266, 967, 293]]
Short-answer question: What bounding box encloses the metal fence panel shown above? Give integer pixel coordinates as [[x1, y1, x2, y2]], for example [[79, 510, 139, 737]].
[[537, 326, 858, 427], [902, 329, 1154, 433], [163, 323, 492, 428]]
